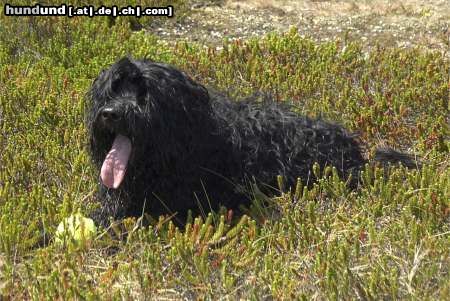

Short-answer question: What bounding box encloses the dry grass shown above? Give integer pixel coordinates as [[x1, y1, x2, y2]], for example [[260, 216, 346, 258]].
[[157, 0, 449, 57]]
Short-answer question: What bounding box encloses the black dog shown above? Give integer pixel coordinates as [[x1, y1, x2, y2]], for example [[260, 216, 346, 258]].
[[87, 57, 417, 227]]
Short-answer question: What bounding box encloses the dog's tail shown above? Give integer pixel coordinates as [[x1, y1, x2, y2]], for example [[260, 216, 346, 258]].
[[373, 147, 421, 169]]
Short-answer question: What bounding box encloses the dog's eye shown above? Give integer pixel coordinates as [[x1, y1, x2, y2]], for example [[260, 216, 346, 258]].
[[136, 96, 147, 106]]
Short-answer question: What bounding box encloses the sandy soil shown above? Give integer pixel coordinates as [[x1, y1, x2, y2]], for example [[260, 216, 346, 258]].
[[152, 0, 449, 58]]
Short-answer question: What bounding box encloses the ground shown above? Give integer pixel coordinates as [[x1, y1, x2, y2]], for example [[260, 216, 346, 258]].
[[155, 0, 449, 58]]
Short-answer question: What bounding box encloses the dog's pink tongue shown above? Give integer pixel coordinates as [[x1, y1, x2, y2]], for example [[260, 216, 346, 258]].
[[101, 134, 132, 189]]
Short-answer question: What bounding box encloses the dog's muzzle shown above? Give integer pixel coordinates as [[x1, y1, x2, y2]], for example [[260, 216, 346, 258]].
[[97, 105, 133, 189], [101, 106, 121, 123], [99, 105, 125, 131]]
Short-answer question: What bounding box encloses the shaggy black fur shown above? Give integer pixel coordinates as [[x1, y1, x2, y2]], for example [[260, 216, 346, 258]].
[[87, 57, 418, 227]]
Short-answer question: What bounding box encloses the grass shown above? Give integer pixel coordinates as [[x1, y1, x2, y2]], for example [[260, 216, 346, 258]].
[[0, 2, 449, 299]]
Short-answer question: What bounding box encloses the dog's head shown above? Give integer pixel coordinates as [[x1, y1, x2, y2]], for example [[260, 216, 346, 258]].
[[86, 57, 211, 189]]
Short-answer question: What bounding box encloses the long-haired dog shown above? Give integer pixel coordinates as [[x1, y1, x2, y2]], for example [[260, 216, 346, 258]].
[[87, 57, 418, 226]]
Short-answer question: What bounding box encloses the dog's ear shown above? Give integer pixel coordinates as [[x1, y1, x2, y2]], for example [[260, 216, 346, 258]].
[[114, 57, 142, 81], [88, 59, 136, 101]]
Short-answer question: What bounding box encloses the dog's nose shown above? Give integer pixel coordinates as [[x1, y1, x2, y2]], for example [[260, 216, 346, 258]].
[[101, 107, 121, 123]]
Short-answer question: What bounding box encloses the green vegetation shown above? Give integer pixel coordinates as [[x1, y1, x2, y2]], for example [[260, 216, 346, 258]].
[[0, 3, 449, 299]]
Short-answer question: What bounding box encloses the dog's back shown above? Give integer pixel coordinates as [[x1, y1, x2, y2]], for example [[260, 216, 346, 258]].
[[209, 93, 366, 189]]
